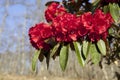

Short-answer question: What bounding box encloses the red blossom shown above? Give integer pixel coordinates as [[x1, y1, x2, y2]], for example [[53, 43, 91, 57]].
[[89, 32, 100, 42], [52, 13, 79, 42], [101, 32, 108, 40], [76, 16, 89, 37], [93, 10, 113, 34], [81, 9, 113, 42], [29, 23, 53, 49], [76, 12, 93, 38], [45, 2, 67, 22], [80, 12, 93, 30]]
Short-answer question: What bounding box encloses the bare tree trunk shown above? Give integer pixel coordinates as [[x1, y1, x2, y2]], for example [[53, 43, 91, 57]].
[[0, 0, 8, 40], [20, 9, 27, 75], [2, 0, 9, 74]]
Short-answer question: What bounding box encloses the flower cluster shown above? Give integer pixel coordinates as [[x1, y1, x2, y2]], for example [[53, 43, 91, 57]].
[[81, 10, 113, 42], [52, 13, 79, 42], [29, 23, 53, 50], [45, 2, 67, 22], [29, 2, 113, 49]]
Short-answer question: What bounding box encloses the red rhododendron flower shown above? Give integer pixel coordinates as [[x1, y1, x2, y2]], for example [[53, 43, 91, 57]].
[[29, 23, 52, 49], [89, 31, 108, 42], [81, 9, 113, 42], [101, 32, 108, 40], [52, 13, 79, 42], [90, 9, 113, 42], [45, 2, 67, 22], [76, 16, 89, 37], [92, 9, 113, 34], [89, 32, 100, 42], [80, 12, 93, 30]]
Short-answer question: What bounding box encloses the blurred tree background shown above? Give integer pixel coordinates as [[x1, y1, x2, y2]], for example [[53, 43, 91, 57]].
[[0, 0, 119, 80]]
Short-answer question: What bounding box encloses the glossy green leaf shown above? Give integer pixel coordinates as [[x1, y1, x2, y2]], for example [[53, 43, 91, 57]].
[[109, 3, 120, 22], [92, 0, 100, 12], [103, 5, 109, 13], [32, 50, 41, 71], [97, 39, 106, 55], [89, 44, 101, 64], [50, 43, 60, 57], [73, 41, 85, 67], [82, 41, 90, 58], [59, 44, 69, 71]]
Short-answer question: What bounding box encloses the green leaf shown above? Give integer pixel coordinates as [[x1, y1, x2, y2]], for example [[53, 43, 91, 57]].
[[82, 41, 91, 58], [109, 3, 120, 22], [97, 39, 106, 55], [89, 44, 101, 64], [59, 44, 69, 71], [108, 25, 120, 38], [103, 5, 109, 13], [50, 43, 60, 57], [92, 0, 100, 6], [73, 41, 85, 67], [32, 50, 41, 71], [108, 27, 115, 35], [92, 0, 100, 12]]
